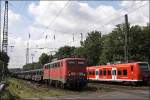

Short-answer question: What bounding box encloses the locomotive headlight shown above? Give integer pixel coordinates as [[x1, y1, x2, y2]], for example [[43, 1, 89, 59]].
[[83, 72, 86, 76], [68, 72, 71, 76], [79, 72, 86, 76]]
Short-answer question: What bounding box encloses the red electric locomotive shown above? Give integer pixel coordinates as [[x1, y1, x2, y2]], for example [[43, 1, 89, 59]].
[[43, 58, 87, 89], [87, 62, 150, 85]]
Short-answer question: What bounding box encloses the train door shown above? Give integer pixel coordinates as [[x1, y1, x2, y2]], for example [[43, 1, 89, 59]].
[[95, 69, 99, 80], [112, 67, 117, 80]]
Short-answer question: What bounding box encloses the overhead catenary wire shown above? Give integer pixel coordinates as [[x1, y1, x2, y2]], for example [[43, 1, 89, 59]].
[[63, 1, 149, 46], [95, 2, 148, 31], [6, 1, 149, 53]]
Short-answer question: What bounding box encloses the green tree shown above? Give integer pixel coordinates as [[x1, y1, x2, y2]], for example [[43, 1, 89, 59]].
[[129, 25, 150, 62], [23, 62, 42, 71], [99, 24, 150, 64], [74, 47, 86, 58], [54, 46, 76, 59], [81, 30, 102, 65], [99, 24, 125, 64], [39, 53, 53, 65], [0, 52, 9, 80]]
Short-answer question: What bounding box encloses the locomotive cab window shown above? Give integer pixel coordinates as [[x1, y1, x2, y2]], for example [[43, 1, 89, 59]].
[[67, 61, 76, 67], [78, 61, 85, 65], [78, 61, 85, 67]]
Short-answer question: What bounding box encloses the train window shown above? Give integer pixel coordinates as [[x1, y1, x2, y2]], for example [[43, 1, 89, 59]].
[[67, 61, 76, 67], [54, 63, 56, 67], [58, 62, 60, 67], [87, 71, 89, 75], [99, 70, 102, 75], [55, 63, 57, 67], [118, 70, 122, 75], [108, 70, 111, 75], [139, 63, 150, 74], [78, 61, 84, 64], [61, 62, 63, 66], [50, 64, 52, 68], [52, 64, 54, 68], [91, 71, 94, 75], [89, 71, 91, 75], [123, 69, 127, 76], [45, 66, 47, 69], [96, 71, 99, 75], [103, 69, 106, 75]]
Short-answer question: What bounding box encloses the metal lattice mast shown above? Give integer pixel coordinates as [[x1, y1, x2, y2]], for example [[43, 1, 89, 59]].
[[2, 1, 8, 53]]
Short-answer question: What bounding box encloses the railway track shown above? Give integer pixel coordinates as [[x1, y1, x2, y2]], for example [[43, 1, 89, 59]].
[[24, 79, 149, 93], [88, 82, 149, 91]]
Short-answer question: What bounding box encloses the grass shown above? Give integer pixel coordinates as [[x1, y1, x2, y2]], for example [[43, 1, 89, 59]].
[[1, 78, 116, 99], [5, 78, 76, 99]]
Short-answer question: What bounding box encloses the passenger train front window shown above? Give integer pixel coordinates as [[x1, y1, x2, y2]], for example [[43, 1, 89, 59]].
[[139, 63, 150, 73]]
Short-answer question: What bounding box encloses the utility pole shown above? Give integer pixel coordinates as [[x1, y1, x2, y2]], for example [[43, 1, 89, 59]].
[[80, 33, 83, 43], [0, 0, 1, 51], [0, 60, 5, 82], [124, 14, 129, 62], [31, 53, 34, 63], [2, 1, 8, 53], [26, 42, 29, 64], [2, 62, 5, 81], [148, 0, 150, 30]]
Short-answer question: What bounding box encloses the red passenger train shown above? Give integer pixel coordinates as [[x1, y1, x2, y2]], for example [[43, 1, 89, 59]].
[[43, 58, 87, 89], [87, 62, 150, 85]]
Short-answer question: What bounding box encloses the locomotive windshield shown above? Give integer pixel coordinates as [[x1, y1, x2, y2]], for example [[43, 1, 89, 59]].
[[139, 63, 150, 73], [67, 60, 85, 67]]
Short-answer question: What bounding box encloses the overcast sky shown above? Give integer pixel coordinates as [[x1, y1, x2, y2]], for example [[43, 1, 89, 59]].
[[0, 0, 149, 69]]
